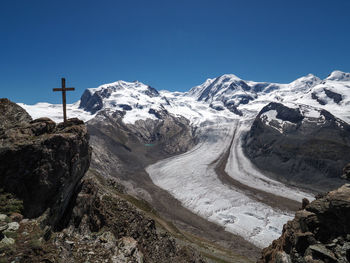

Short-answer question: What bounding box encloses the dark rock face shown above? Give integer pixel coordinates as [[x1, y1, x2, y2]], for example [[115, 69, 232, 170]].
[[210, 104, 225, 111], [224, 101, 243, 116], [144, 85, 159, 97], [259, 103, 304, 123], [237, 95, 254, 105], [79, 89, 104, 114], [324, 89, 343, 104], [312, 89, 343, 105], [0, 100, 91, 227], [118, 104, 132, 111], [244, 102, 350, 192], [148, 108, 162, 119], [258, 184, 350, 263], [312, 92, 327, 105]]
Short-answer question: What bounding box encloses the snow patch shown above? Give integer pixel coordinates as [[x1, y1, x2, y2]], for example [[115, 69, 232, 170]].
[[18, 101, 96, 123]]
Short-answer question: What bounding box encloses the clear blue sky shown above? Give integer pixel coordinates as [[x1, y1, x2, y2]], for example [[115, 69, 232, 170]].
[[1, 0, 350, 104]]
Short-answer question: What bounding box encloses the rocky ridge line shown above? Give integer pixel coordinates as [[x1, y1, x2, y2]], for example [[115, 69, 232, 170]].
[[259, 182, 350, 263]]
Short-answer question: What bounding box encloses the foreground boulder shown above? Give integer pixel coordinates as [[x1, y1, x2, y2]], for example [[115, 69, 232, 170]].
[[0, 98, 91, 227], [259, 183, 350, 263]]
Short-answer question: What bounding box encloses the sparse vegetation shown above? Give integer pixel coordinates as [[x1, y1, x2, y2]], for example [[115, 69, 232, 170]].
[[0, 188, 23, 215]]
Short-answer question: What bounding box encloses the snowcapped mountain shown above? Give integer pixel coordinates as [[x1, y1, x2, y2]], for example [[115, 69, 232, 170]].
[[20, 70, 350, 125], [326, 70, 350, 81], [17, 70, 350, 249], [79, 80, 161, 115], [187, 71, 350, 123], [245, 102, 350, 192], [187, 73, 322, 114]]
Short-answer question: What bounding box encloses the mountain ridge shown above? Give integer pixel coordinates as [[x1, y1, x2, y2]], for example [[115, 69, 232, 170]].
[[19, 70, 350, 125], [14, 70, 350, 253]]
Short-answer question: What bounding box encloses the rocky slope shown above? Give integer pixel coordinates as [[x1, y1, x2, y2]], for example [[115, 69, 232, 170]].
[[87, 107, 195, 190], [0, 99, 206, 263], [0, 169, 205, 263], [258, 183, 350, 263], [244, 102, 350, 192]]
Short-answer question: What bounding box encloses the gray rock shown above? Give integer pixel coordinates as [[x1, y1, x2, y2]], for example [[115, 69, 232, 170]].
[[65, 240, 74, 245], [0, 236, 15, 246], [7, 222, 19, 232], [0, 222, 8, 232], [275, 251, 291, 263], [307, 244, 338, 261], [99, 231, 116, 244], [112, 237, 143, 263], [0, 214, 8, 222]]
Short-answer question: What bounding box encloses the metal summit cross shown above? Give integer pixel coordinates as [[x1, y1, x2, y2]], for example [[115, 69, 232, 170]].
[[53, 78, 75, 122]]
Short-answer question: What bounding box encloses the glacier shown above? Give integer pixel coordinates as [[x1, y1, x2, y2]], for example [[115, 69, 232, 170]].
[[18, 70, 350, 247]]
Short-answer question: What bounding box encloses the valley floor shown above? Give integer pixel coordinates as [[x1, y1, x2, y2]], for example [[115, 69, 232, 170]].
[[146, 118, 313, 248]]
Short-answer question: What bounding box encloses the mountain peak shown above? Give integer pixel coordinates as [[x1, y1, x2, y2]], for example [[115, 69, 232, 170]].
[[89, 80, 150, 93], [326, 70, 350, 81], [288, 73, 321, 90], [218, 73, 242, 80], [79, 80, 160, 115]]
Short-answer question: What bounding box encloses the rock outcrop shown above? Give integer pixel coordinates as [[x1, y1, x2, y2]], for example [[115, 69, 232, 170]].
[[244, 102, 350, 192], [259, 183, 350, 263], [0, 98, 91, 227]]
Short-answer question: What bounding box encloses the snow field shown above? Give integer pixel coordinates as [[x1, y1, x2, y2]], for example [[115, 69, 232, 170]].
[[18, 101, 96, 123]]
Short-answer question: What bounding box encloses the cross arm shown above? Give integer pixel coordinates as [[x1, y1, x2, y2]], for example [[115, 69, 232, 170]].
[[53, 87, 75, 91]]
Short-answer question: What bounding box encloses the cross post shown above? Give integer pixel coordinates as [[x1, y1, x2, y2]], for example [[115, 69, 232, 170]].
[[53, 78, 75, 122]]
